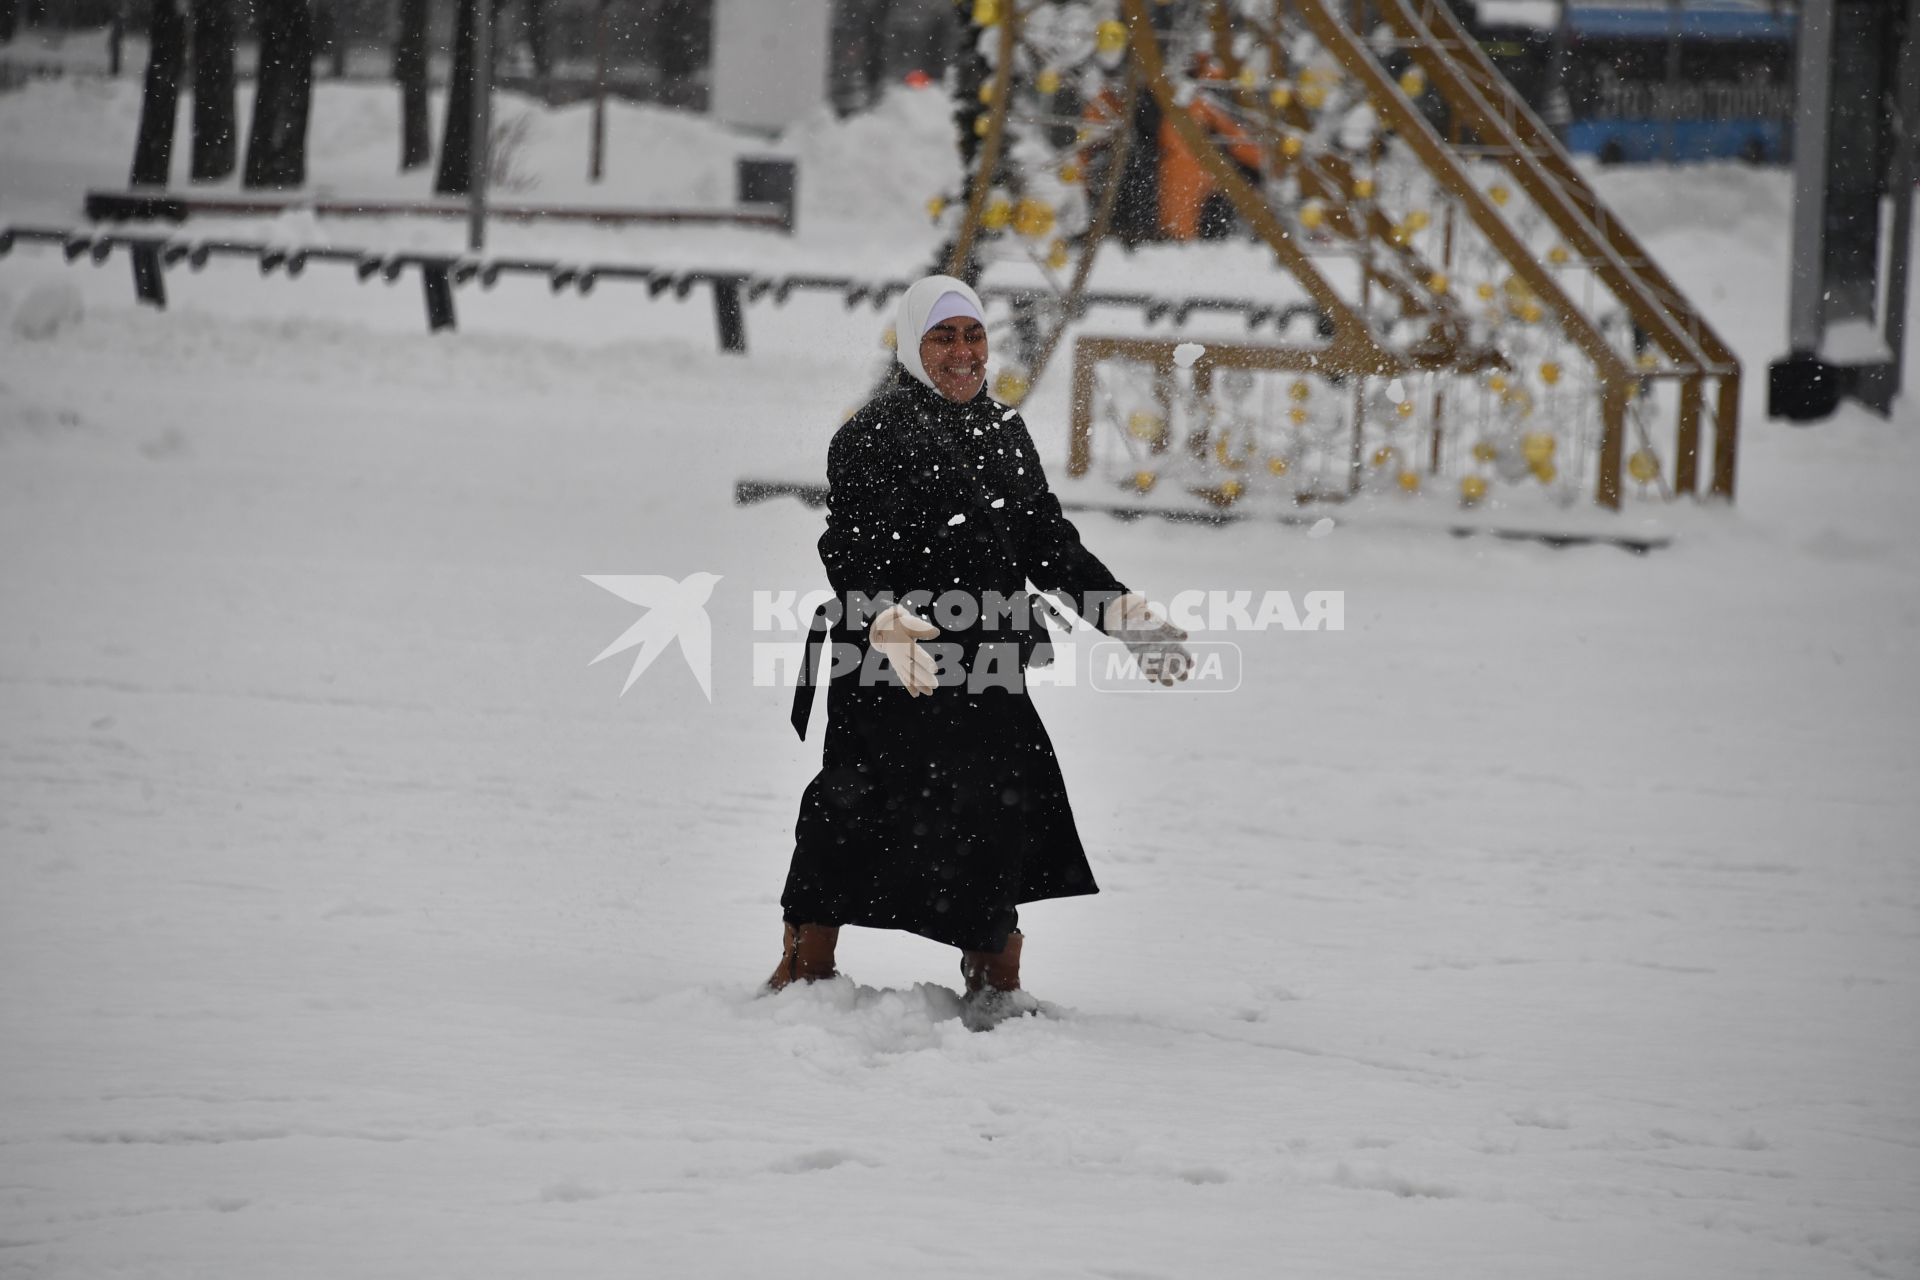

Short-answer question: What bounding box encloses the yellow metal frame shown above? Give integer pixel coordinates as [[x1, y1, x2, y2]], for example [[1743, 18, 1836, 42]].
[[943, 0, 1740, 512], [1378, 0, 1739, 499]]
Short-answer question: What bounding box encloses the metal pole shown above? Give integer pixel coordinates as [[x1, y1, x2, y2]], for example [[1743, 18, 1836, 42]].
[[1786, 0, 1835, 353], [1879, 0, 1920, 401], [1664, 0, 1682, 163], [1546, 0, 1571, 139], [713, 277, 747, 353], [589, 0, 608, 182], [467, 0, 493, 251]]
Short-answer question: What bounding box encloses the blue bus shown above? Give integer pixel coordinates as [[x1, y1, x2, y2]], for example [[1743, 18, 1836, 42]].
[[1469, 1, 1798, 163]]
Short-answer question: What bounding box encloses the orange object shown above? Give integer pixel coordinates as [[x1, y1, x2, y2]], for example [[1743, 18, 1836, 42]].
[[1084, 77, 1266, 242], [1158, 90, 1264, 240]]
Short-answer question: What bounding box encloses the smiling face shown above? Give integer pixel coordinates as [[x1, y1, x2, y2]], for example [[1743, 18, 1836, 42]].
[[919, 316, 988, 403]]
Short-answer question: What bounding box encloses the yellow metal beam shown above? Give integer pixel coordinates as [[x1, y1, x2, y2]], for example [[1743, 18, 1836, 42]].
[[945, 11, 1019, 281], [1285, 0, 1635, 507], [1121, 0, 1402, 376]]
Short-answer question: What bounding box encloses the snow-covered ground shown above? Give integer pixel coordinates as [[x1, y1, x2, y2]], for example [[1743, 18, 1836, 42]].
[[2, 76, 1917, 1279]]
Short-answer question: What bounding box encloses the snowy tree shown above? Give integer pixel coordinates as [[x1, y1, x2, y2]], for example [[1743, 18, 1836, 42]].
[[434, 0, 484, 195], [652, 0, 706, 108], [189, 0, 238, 182], [129, 0, 187, 187], [242, 0, 316, 188], [393, 0, 430, 171], [525, 0, 551, 82]]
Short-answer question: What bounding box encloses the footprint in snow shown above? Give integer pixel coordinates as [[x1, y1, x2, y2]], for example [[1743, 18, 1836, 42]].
[[540, 1180, 607, 1203], [1175, 1167, 1230, 1185], [770, 1149, 873, 1174]]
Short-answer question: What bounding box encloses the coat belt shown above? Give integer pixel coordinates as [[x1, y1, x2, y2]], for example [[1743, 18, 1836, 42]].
[[790, 603, 833, 741]]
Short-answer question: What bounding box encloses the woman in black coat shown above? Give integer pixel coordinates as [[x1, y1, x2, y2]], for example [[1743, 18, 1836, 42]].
[[771, 275, 1188, 1004]]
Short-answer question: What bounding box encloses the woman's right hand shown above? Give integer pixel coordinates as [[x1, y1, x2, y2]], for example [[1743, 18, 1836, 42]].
[[1104, 592, 1192, 687], [870, 604, 942, 697]]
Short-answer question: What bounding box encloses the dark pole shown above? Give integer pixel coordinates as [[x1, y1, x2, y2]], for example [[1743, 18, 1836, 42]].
[[1664, 0, 1682, 163], [467, 0, 492, 248], [589, 0, 608, 181], [1547, 0, 1571, 141], [1879, 0, 1920, 402], [1787, 0, 1834, 353]]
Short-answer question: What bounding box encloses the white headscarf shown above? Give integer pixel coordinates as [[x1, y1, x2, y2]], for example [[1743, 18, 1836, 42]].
[[896, 274, 987, 393]]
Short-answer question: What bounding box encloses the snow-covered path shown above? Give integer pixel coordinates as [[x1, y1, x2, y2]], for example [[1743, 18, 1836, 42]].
[[4, 283, 1916, 1277], [3, 76, 1918, 1279]]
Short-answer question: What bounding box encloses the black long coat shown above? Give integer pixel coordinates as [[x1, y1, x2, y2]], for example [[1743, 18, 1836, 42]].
[[782, 371, 1130, 953]]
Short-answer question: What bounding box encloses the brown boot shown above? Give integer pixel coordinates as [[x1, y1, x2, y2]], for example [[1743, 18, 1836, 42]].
[[765, 923, 839, 992], [960, 929, 1022, 994]]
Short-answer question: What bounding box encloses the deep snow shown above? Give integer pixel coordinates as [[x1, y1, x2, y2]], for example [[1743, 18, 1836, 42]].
[[2, 75, 1917, 1279]]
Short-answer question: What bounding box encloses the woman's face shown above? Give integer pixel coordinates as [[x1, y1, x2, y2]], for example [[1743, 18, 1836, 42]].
[[919, 317, 988, 403]]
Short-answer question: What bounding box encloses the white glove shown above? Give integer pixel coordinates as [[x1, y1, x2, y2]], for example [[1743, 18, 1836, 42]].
[[1105, 592, 1192, 687], [870, 604, 941, 697]]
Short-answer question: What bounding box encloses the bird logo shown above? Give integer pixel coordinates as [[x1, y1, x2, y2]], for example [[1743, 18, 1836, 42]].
[[584, 572, 723, 699]]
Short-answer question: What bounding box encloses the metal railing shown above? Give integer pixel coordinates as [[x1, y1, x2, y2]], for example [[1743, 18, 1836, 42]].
[[0, 224, 1327, 351]]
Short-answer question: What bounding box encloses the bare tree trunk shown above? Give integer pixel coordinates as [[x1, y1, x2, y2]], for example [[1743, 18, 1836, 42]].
[[434, 0, 477, 194], [863, 0, 894, 108], [189, 0, 237, 181], [319, 0, 344, 77], [129, 0, 187, 186], [435, 0, 506, 185], [655, 0, 699, 108], [525, 0, 550, 82], [394, 0, 430, 169], [243, 0, 316, 188]]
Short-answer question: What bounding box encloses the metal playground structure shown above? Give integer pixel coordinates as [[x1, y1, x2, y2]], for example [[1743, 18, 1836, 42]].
[[926, 0, 1741, 513]]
